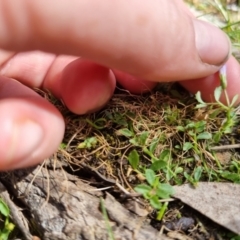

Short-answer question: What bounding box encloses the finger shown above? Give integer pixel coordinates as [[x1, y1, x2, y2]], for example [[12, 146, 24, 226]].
[[1, 50, 240, 108], [0, 76, 64, 170], [0, 0, 230, 81], [42, 55, 79, 98], [0, 52, 116, 114], [0, 49, 79, 97], [113, 69, 157, 94], [59, 58, 116, 114], [0, 49, 15, 64], [0, 50, 56, 87], [180, 56, 240, 105]]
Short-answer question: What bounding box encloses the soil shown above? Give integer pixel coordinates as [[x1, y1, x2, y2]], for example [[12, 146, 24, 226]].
[[1, 84, 239, 240]]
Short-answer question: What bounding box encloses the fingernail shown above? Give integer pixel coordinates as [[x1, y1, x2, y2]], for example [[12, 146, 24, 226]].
[[193, 19, 231, 66], [8, 120, 43, 165]]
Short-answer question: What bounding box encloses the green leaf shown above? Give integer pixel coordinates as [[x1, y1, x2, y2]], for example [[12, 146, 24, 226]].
[[150, 160, 167, 171], [223, 126, 232, 134], [184, 171, 194, 184], [183, 142, 193, 151], [142, 147, 157, 161], [214, 86, 223, 102], [59, 143, 67, 149], [0, 230, 11, 240], [165, 168, 174, 182], [77, 137, 98, 149], [116, 128, 133, 137], [175, 167, 183, 174], [105, 111, 113, 120], [213, 132, 222, 143], [156, 183, 174, 199], [134, 184, 152, 196], [159, 150, 170, 161], [196, 132, 212, 140], [138, 131, 149, 146], [221, 171, 240, 183], [156, 202, 168, 221], [149, 139, 159, 153], [127, 149, 139, 169], [195, 121, 206, 133], [149, 196, 162, 209], [129, 137, 139, 146], [230, 94, 239, 107], [188, 130, 195, 136], [176, 126, 185, 132], [185, 122, 196, 130], [145, 169, 156, 186], [0, 199, 10, 217], [195, 91, 206, 104], [0, 219, 15, 240], [194, 166, 203, 182], [113, 113, 128, 126]]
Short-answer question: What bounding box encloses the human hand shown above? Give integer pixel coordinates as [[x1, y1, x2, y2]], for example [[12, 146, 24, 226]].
[[0, 0, 239, 170]]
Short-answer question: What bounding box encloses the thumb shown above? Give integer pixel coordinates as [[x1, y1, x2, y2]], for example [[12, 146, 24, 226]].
[[0, 0, 230, 81]]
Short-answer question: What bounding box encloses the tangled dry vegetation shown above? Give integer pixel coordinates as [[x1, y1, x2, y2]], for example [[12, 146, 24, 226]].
[[47, 80, 240, 239]]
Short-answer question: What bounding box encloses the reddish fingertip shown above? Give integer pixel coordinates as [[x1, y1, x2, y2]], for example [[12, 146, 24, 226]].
[[60, 58, 116, 114], [113, 69, 157, 94], [180, 56, 240, 106]]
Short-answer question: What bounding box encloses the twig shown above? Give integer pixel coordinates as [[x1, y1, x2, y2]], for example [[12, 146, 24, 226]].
[[120, 146, 134, 191], [210, 144, 240, 150], [159, 198, 175, 203], [115, 182, 141, 197], [89, 186, 113, 191]]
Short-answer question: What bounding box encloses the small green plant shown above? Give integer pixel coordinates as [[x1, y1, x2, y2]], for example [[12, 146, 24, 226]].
[[177, 120, 212, 154], [117, 128, 149, 147], [184, 166, 203, 187], [59, 142, 67, 149], [215, 0, 240, 41], [217, 159, 240, 183], [0, 198, 15, 240], [77, 136, 98, 149], [195, 65, 239, 143], [134, 169, 174, 220], [127, 149, 140, 170]]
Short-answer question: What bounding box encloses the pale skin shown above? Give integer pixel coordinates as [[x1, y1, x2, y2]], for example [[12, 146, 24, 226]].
[[0, 0, 240, 170]]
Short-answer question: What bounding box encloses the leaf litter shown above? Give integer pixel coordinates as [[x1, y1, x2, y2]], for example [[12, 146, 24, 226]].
[[48, 79, 240, 239]]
